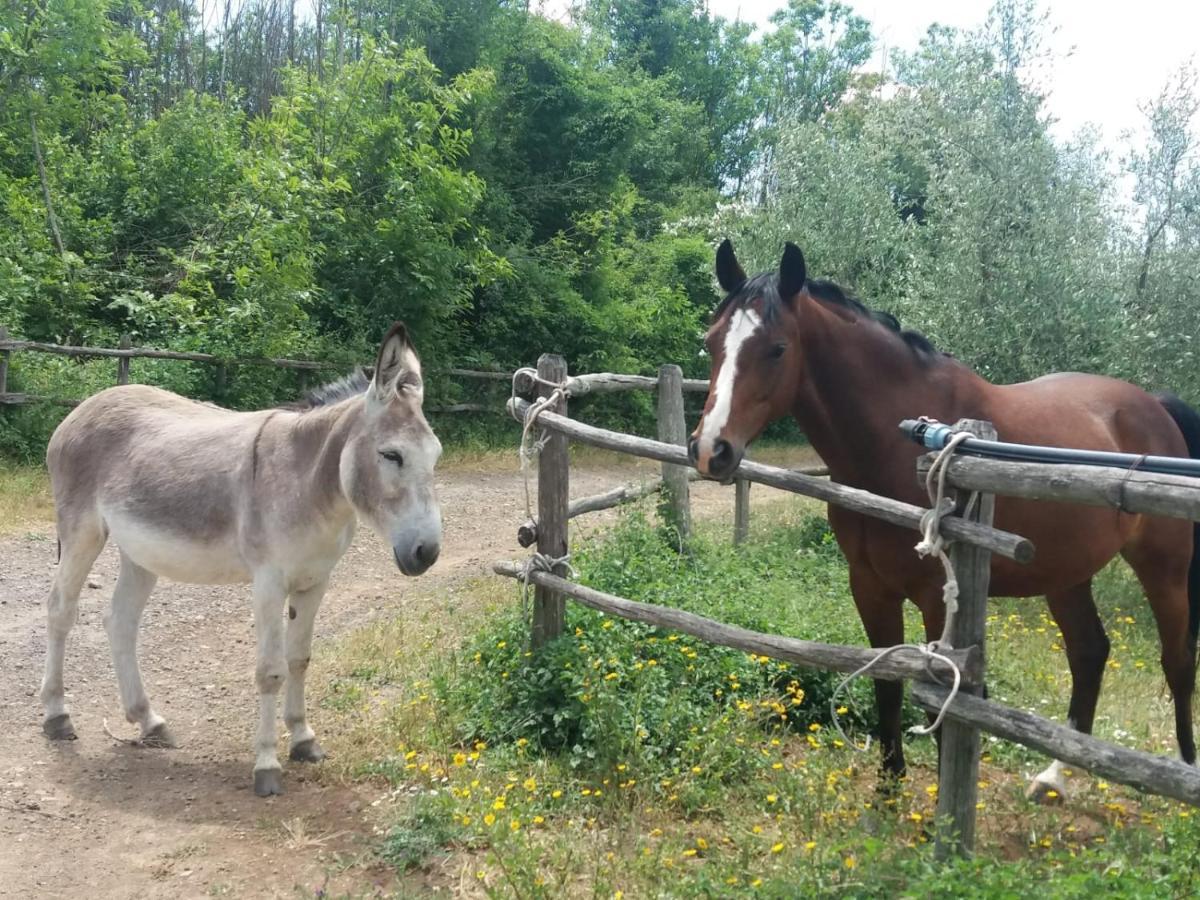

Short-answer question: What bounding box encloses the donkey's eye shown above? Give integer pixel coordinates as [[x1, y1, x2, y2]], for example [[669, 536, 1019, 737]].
[[380, 449, 405, 468], [768, 343, 787, 360]]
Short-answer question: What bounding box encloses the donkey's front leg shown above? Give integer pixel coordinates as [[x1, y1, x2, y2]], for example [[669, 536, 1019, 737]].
[[284, 578, 329, 764], [251, 570, 288, 796]]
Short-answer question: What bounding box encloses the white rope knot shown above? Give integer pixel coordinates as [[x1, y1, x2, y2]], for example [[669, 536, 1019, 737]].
[[828, 425, 976, 748], [914, 429, 976, 627], [511, 367, 572, 523], [517, 552, 577, 616]]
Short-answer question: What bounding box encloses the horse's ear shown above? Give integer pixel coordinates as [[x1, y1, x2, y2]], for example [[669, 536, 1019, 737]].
[[778, 242, 807, 301], [371, 321, 420, 398], [715, 239, 746, 293]]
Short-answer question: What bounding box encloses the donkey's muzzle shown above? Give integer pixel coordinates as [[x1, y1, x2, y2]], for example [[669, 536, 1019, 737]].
[[394, 541, 440, 576]]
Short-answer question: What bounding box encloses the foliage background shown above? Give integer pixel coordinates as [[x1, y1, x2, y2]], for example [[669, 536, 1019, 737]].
[[2, 0, 1199, 457]]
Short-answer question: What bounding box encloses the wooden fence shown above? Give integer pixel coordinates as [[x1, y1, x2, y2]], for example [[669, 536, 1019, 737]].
[[0, 325, 508, 414], [511, 359, 828, 548], [498, 352, 1200, 861]]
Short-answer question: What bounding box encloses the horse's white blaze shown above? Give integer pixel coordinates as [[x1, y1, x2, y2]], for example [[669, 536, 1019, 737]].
[[700, 308, 762, 450]]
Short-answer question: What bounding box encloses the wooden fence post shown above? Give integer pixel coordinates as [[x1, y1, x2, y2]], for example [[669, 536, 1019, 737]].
[[533, 353, 569, 649], [734, 477, 751, 544], [656, 364, 692, 545], [0, 325, 9, 395], [934, 418, 997, 860], [116, 333, 131, 385]]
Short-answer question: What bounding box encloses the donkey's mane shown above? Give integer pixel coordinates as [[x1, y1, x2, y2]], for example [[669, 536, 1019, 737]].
[[285, 368, 372, 412], [715, 272, 941, 360]]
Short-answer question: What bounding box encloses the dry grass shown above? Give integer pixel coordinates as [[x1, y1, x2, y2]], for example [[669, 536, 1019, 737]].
[[0, 465, 53, 533]]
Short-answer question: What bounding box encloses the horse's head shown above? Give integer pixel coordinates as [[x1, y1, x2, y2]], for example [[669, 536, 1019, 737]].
[[342, 323, 443, 575], [689, 240, 807, 481]]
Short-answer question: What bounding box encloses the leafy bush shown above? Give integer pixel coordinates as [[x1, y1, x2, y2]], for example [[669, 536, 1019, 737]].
[[438, 511, 918, 785]]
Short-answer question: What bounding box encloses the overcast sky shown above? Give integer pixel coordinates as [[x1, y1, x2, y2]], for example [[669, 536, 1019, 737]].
[[705, 0, 1198, 152]]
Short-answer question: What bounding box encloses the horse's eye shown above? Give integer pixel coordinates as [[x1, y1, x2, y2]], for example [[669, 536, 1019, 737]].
[[380, 449, 404, 468], [768, 343, 787, 360]]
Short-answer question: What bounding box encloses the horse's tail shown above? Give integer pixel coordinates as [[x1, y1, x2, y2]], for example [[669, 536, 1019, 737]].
[[1155, 391, 1200, 650]]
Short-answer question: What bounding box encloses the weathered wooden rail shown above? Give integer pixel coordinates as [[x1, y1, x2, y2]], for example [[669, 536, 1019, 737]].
[[512, 358, 817, 546], [501, 352, 1200, 861], [0, 325, 514, 413], [507, 395, 1031, 562]]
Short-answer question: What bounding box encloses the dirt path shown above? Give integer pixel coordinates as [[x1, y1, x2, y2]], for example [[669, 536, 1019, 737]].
[[0, 459, 794, 899]]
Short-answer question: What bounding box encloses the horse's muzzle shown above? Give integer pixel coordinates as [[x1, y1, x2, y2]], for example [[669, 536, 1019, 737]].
[[687, 436, 742, 483], [394, 541, 440, 576]]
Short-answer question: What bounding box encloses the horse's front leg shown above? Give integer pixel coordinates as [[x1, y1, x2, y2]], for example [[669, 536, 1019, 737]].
[[848, 565, 907, 781], [284, 578, 329, 764], [251, 570, 288, 796]]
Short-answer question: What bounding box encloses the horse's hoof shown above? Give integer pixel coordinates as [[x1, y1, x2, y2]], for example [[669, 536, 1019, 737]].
[[289, 739, 326, 763], [43, 714, 77, 741], [140, 722, 177, 749], [1026, 780, 1066, 805], [254, 768, 284, 797]]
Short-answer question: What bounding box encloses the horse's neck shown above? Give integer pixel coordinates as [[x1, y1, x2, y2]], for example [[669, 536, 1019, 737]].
[[792, 305, 987, 496]]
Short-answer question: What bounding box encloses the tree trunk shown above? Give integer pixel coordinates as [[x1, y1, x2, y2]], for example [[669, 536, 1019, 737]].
[[29, 109, 66, 263]]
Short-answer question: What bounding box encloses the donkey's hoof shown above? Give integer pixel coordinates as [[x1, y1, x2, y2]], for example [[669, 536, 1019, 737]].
[[1026, 780, 1066, 805], [140, 722, 177, 749], [43, 714, 78, 741], [289, 739, 327, 764], [254, 768, 284, 797]]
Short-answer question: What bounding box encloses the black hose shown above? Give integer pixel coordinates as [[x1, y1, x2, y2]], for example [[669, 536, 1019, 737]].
[[898, 418, 1200, 479]]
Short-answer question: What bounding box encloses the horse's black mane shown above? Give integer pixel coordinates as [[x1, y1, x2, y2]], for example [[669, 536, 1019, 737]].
[[284, 368, 372, 411], [715, 272, 941, 359]]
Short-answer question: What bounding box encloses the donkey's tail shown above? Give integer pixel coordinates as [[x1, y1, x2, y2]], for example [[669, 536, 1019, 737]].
[[1155, 391, 1200, 649]]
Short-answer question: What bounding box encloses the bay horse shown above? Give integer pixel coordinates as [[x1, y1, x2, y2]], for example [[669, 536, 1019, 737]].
[[41, 323, 442, 796], [689, 241, 1200, 800]]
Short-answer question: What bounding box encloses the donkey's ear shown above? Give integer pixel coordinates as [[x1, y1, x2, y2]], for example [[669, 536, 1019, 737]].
[[778, 242, 807, 301], [371, 321, 420, 399], [715, 239, 747, 293]]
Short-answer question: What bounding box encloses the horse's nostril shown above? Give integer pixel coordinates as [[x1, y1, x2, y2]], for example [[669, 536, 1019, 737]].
[[713, 439, 732, 463], [687, 438, 699, 464], [416, 542, 439, 567]]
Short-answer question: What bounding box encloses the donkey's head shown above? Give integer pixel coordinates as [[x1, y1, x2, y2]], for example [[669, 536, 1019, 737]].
[[689, 240, 808, 481], [341, 323, 443, 575]]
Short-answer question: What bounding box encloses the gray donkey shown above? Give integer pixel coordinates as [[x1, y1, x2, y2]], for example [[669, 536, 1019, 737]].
[[41, 323, 442, 796]]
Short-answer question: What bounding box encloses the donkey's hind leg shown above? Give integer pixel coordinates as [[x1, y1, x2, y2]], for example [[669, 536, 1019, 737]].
[[41, 517, 107, 740], [1028, 580, 1109, 803], [104, 551, 174, 747], [284, 578, 329, 764]]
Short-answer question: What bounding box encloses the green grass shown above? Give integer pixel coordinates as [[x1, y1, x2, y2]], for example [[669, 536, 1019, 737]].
[[312, 497, 1200, 897]]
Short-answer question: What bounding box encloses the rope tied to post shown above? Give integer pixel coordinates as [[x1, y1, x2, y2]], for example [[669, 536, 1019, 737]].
[[915, 427, 978, 639], [516, 551, 578, 617], [828, 423, 977, 749], [512, 366, 572, 523]]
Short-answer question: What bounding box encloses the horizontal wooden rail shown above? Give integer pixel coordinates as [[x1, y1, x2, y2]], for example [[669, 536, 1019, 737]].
[[1, 392, 494, 416], [517, 463, 831, 548], [918, 453, 1200, 523], [508, 398, 1034, 562], [0, 332, 509, 380], [445, 368, 510, 381], [0, 337, 334, 370], [512, 369, 709, 397], [912, 681, 1200, 806], [495, 562, 982, 685], [565, 373, 710, 395]]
